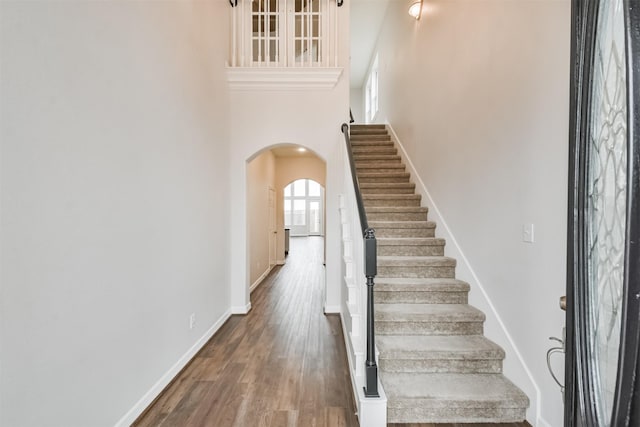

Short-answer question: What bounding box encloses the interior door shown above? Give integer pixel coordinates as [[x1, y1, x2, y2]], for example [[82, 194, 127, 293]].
[[269, 187, 276, 268], [565, 0, 640, 425]]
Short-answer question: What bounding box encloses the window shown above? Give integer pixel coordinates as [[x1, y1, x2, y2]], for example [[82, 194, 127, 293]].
[[284, 179, 324, 236], [365, 54, 379, 123]]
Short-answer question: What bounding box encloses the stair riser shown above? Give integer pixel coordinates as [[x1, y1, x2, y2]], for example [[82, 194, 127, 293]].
[[373, 228, 435, 238], [374, 290, 467, 304], [358, 176, 411, 184], [368, 212, 427, 221], [364, 199, 421, 207], [357, 167, 406, 174], [353, 155, 401, 161], [351, 141, 394, 147], [378, 244, 444, 256], [355, 160, 403, 167], [378, 265, 455, 278], [362, 188, 416, 195], [376, 321, 483, 335], [387, 407, 527, 424], [351, 124, 386, 130], [352, 147, 397, 155], [351, 135, 391, 141], [350, 129, 387, 135], [380, 359, 502, 374]]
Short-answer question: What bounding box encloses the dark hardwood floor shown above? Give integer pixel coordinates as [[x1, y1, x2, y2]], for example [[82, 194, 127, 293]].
[[134, 236, 531, 427], [135, 236, 358, 427]]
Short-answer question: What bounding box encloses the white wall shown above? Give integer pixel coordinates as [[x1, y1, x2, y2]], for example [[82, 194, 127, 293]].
[[0, 2, 231, 426], [228, 6, 350, 315], [371, 1, 570, 426], [350, 87, 364, 123], [247, 151, 276, 286]]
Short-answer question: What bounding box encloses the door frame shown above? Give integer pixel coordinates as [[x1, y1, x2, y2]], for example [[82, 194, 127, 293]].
[[565, 0, 640, 425]]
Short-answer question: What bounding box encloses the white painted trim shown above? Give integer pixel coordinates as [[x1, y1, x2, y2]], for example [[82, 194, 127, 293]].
[[276, 259, 285, 265], [323, 304, 341, 314], [536, 416, 554, 427], [114, 309, 232, 427], [339, 310, 362, 417], [386, 123, 541, 422], [226, 66, 344, 90], [250, 265, 274, 293], [231, 302, 252, 314]]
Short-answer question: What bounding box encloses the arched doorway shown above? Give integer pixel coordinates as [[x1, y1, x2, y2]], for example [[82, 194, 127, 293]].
[[246, 144, 326, 296]]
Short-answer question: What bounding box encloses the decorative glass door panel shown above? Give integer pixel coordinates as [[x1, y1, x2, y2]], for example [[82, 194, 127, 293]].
[[566, 0, 640, 426]]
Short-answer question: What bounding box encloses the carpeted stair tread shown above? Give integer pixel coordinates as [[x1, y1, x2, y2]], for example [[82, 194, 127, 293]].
[[360, 182, 415, 190], [378, 256, 456, 266], [383, 372, 529, 423], [350, 128, 387, 135], [352, 147, 397, 155], [370, 221, 436, 229], [353, 154, 402, 161], [350, 134, 391, 141], [351, 123, 386, 130], [375, 277, 469, 291], [366, 206, 426, 213], [351, 140, 394, 147], [377, 335, 505, 360], [377, 237, 444, 246], [375, 303, 484, 322]]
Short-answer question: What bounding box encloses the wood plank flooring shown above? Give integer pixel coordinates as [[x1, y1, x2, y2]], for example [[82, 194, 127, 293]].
[[134, 237, 358, 427], [134, 236, 531, 427]]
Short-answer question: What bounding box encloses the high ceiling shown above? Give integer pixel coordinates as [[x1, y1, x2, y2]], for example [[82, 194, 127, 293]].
[[350, 0, 392, 89]]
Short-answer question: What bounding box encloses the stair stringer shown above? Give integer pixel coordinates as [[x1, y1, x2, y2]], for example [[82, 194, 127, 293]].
[[385, 123, 542, 425], [338, 172, 387, 426]]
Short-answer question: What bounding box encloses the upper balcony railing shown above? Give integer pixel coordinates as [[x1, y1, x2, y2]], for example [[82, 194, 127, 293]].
[[228, 0, 342, 69]]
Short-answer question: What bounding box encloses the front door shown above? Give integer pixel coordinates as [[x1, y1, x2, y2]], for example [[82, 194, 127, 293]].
[[565, 0, 640, 425]]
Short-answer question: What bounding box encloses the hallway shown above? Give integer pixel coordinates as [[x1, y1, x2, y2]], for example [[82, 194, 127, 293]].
[[135, 237, 359, 427]]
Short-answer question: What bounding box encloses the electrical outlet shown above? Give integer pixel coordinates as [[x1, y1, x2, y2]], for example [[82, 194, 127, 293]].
[[523, 223, 535, 243], [189, 313, 196, 330]]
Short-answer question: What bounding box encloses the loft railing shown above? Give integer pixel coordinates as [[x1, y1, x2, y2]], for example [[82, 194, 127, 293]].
[[227, 0, 342, 68], [341, 122, 379, 398]]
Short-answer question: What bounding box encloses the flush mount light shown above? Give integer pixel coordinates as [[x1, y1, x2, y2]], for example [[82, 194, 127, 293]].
[[408, 0, 423, 20], [297, 147, 307, 152]]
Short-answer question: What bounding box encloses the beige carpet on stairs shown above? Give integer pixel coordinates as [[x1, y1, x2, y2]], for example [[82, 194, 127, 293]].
[[350, 124, 529, 424]]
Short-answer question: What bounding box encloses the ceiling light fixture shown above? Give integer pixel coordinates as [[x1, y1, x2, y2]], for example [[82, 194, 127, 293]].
[[408, 0, 423, 20], [297, 147, 307, 152]]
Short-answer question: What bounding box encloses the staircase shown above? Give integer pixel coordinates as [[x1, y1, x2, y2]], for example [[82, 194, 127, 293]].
[[350, 124, 529, 423]]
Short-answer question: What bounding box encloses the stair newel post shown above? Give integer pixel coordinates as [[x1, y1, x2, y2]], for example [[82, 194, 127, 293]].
[[363, 227, 380, 398]]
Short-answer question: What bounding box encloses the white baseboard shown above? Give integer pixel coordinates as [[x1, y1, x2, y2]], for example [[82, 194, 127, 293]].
[[536, 416, 554, 427], [231, 302, 252, 314], [339, 310, 361, 416], [114, 309, 232, 427], [250, 265, 274, 293], [323, 305, 341, 314], [386, 123, 540, 422]]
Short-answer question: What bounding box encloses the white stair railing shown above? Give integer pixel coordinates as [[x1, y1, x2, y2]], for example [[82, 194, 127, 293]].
[[228, 0, 340, 68]]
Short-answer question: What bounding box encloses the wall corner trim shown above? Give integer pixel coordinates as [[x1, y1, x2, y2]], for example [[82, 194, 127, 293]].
[[385, 122, 542, 422], [323, 305, 342, 314], [113, 308, 232, 427], [231, 302, 252, 315]]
